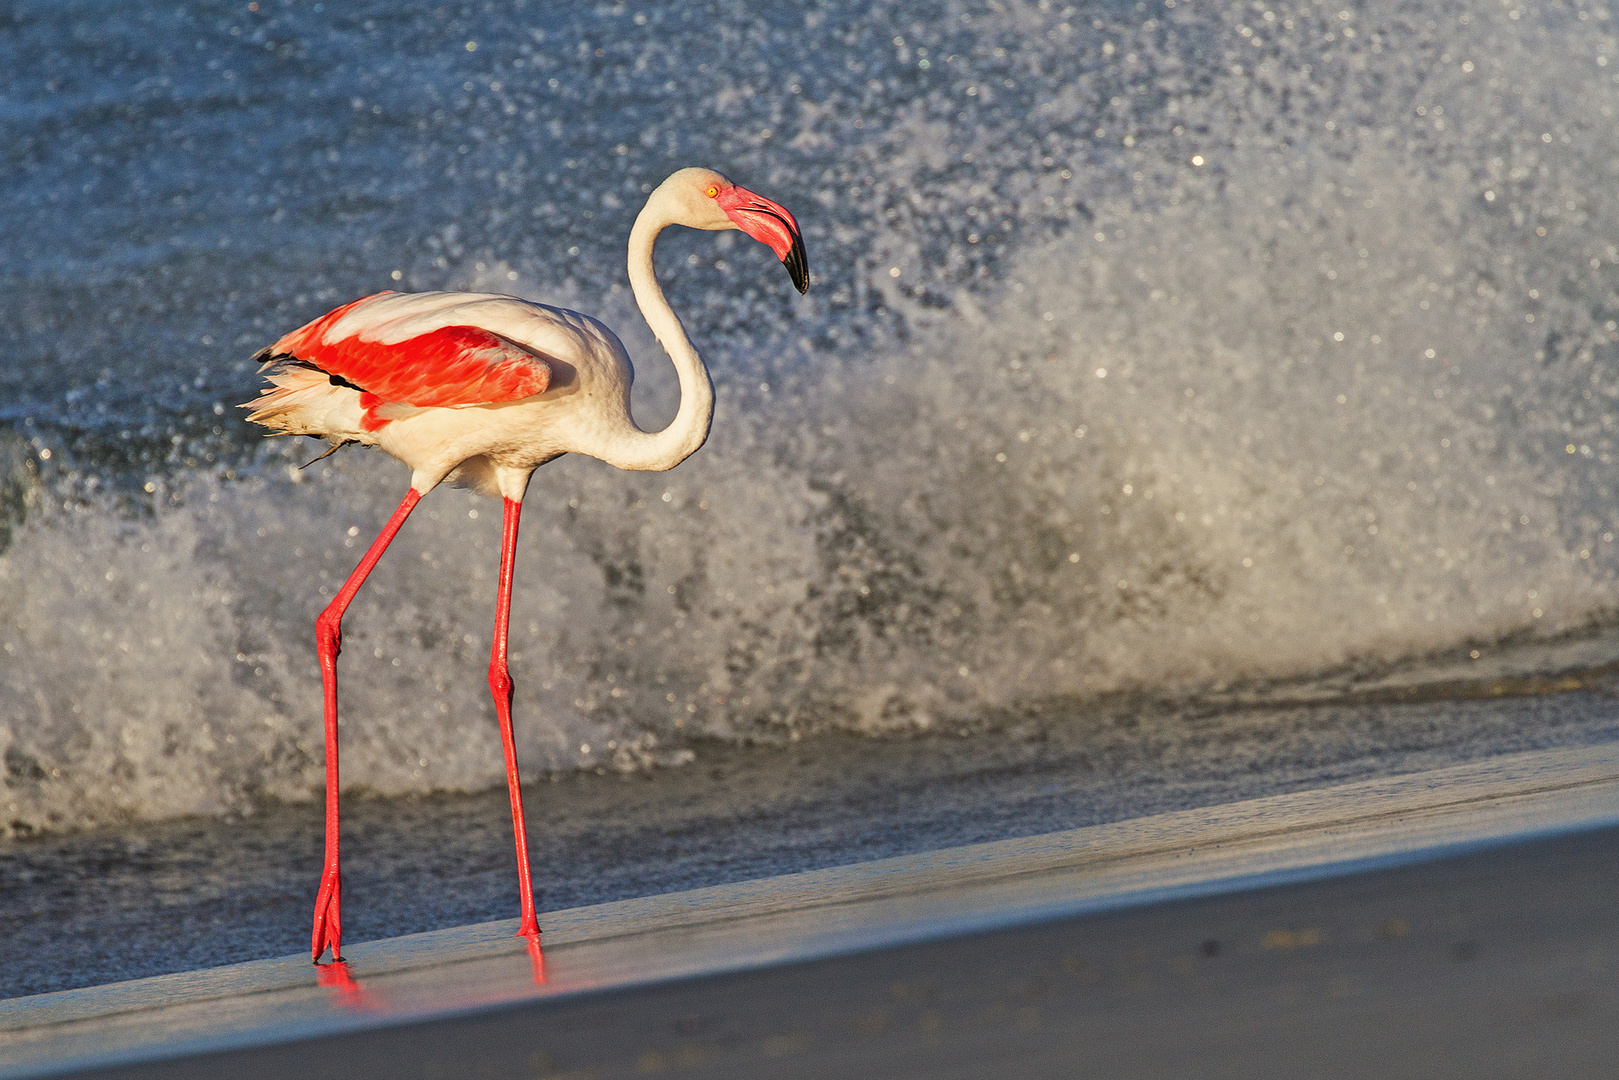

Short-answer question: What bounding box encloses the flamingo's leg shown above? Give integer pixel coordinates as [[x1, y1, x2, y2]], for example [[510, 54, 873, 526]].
[[311, 488, 423, 963], [489, 495, 541, 938]]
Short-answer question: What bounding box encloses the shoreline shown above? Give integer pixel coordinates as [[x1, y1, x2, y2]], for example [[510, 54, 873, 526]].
[[6, 743, 1618, 1078]]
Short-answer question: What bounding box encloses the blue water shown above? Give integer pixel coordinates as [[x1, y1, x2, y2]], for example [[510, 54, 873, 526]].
[[4, 0, 1619, 841]]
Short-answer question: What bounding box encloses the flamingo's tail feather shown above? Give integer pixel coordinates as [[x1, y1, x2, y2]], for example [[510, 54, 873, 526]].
[[240, 354, 371, 441]]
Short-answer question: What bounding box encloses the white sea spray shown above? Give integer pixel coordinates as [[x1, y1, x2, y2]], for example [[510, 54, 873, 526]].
[[4, 0, 1619, 834]]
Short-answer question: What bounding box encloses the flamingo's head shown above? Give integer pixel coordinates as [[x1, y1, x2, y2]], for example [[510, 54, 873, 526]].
[[657, 168, 809, 294]]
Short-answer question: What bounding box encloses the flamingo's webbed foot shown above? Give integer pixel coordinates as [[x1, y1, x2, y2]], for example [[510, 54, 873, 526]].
[[311, 868, 343, 963]]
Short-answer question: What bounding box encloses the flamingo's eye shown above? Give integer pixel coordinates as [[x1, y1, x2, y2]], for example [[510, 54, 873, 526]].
[[705, 186, 719, 198]]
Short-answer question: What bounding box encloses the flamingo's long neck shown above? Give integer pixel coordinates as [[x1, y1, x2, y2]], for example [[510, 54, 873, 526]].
[[606, 197, 715, 472]]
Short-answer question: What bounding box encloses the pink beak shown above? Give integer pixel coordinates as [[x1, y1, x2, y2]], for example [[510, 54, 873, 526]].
[[716, 185, 809, 294]]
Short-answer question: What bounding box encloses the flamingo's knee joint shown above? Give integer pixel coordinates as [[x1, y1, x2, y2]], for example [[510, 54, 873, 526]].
[[316, 609, 343, 657], [488, 664, 514, 701]]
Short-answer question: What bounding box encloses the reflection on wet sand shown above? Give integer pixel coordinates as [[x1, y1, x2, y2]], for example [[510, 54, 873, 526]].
[[525, 933, 546, 986], [315, 961, 378, 1012]]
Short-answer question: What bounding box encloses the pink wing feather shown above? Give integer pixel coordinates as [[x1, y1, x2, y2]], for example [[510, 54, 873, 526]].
[[270, 292, 552, 413]]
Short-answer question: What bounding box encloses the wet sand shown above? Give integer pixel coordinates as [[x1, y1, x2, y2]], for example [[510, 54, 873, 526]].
[[71, 823, 1619, 1080], [5, 744, 1617, 1079]]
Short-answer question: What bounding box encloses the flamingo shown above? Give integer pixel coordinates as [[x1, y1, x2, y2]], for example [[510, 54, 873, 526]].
[[241, 168, 808, 963]]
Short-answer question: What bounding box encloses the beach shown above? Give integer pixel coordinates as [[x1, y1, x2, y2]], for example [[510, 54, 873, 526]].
[[5, 745, 1617, 1078]]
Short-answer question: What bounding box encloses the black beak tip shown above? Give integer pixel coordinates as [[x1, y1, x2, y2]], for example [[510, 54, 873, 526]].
[[783, 234, 810, 294]]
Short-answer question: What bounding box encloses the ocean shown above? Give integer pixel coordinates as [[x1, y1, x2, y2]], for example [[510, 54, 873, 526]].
[[4, 0, 1619, 997]]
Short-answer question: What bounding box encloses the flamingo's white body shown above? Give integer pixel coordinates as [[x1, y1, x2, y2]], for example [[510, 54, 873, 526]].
[[254, 294, 659, 496], [242, 168, 807, 963]]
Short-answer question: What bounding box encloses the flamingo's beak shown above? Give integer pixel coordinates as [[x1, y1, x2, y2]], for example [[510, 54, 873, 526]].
[[716, 185, 809, 294]]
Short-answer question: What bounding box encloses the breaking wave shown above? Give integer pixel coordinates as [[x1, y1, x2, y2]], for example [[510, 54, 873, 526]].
[[5, 0, 1619, 834]]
